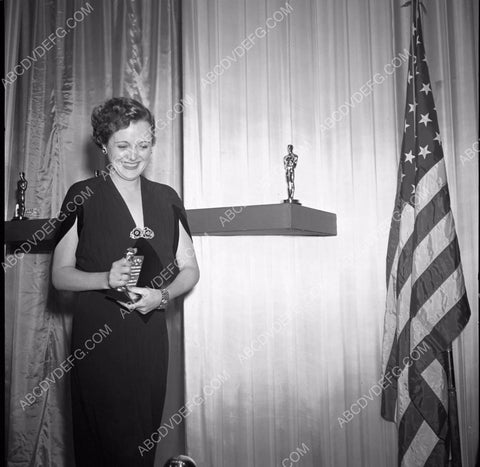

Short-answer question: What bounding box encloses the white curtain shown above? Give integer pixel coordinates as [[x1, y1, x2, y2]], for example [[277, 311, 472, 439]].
[[181, 0, 478, 466]]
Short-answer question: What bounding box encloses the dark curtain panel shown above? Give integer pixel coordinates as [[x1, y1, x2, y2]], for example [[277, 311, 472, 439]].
[[5, 1, 185, 465]]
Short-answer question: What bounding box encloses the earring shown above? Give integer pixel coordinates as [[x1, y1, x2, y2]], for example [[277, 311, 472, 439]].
[[102, 146, 107, 155]]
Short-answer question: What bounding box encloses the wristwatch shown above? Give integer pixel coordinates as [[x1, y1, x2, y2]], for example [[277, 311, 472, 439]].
[[158, 289, 170, 309]]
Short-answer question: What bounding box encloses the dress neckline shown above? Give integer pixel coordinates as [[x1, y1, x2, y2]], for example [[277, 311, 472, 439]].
[[105, 174, 146, 229]]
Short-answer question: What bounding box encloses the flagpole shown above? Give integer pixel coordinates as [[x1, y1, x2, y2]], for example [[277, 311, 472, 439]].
[[446, 346, 462, 467]]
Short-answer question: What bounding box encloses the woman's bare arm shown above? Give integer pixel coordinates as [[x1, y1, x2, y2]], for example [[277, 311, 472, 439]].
[[165, 222, 200, 300]]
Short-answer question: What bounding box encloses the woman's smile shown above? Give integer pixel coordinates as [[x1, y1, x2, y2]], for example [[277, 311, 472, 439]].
[[122, 161, 141, 169]]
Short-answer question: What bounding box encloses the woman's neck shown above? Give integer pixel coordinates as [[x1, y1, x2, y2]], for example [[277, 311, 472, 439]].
[[109, 171, 141, 193]]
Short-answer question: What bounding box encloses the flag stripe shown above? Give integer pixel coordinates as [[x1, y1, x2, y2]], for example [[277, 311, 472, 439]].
[[414, 159, 447, 213], [396, 234, 414, 298], [397, 364, 411, 421], [410, 351, 449, 438], [396, 185, 450, 296], [383, 254, 467, 423], [414, 295, 471, 374], [386, 194, 404, 283], [421, 359, 448, 411], [401, 420, 441, 467], [410, 237, 462, 316], [424, 439, 449, 467], [411, 266, 465, 349], [412, 184, 450, 247], [409, 371, 448, 436], [392, 283, 467, 385], [412, 211, 455, 281], [398, 404, 430, 462], [396, 205, 415, 297]]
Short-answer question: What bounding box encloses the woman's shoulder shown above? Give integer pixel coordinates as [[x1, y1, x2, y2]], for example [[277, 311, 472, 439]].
[[63, 176, 103, 200], [142, 177, 183, 203], [67, 175, 104, 191]]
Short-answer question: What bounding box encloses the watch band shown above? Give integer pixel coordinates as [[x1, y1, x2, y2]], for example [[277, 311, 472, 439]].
[[159, 289, 170, 309]]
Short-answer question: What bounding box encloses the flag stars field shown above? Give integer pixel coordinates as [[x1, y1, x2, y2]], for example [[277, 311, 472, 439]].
[[418, 145, 431, 159], [420, 82, 431, 95], [419, 113, 432, 126], [405, 151, 415, 164]]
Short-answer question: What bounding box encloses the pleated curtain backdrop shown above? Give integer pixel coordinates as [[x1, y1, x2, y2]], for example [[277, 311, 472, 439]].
[[4, 1, 185, 465], [181, 0, 478, 466]]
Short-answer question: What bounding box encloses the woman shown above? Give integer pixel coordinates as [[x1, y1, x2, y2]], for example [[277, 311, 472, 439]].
[[52, 97, 200, 466]]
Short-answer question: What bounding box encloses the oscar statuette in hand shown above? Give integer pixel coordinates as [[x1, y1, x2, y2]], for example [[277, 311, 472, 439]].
[[115, 247, 144, 306]]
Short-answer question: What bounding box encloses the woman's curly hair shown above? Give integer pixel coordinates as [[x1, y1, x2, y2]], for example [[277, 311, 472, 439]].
[[91, 97, 156, 148]]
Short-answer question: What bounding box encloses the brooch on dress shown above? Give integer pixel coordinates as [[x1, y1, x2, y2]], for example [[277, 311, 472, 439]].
[[129, 226, 155, 239]]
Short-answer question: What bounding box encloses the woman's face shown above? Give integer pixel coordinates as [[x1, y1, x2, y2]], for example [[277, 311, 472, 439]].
[[105, 120, 154, 181]]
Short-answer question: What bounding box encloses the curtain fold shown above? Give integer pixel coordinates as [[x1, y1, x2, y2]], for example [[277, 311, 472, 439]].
[[181, 0, 478, 466], [5, 1, 183, 465]]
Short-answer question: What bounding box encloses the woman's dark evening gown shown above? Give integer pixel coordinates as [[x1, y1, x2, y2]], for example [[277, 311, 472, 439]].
[[55, 175, 192, 467]]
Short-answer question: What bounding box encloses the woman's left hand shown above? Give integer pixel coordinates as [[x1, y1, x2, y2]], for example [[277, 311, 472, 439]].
[[122, 286, 163, 314]]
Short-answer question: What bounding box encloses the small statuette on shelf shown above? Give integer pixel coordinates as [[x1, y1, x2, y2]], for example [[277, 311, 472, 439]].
[[283, 144, 301, 205], [12, 172, 29, 220]]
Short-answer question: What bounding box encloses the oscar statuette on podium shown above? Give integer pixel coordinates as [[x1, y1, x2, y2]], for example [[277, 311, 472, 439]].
[[283, 144, 301, 205], [12, 172, 29, 220]]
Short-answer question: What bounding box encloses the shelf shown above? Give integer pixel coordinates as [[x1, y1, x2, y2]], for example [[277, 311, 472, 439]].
[[188, 203, 336, 236], [4, 203, 336, 252]]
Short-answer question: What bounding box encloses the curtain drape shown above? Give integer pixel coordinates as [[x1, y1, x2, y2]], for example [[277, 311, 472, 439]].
[[4, 1, 184, 465], [181, 1, 478, 466]]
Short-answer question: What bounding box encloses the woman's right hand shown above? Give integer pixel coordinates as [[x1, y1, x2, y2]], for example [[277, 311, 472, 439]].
[[108, 258, 132, 289]]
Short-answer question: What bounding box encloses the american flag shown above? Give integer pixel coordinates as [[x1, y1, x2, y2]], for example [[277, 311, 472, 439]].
[[380, 2, 471, 466]]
